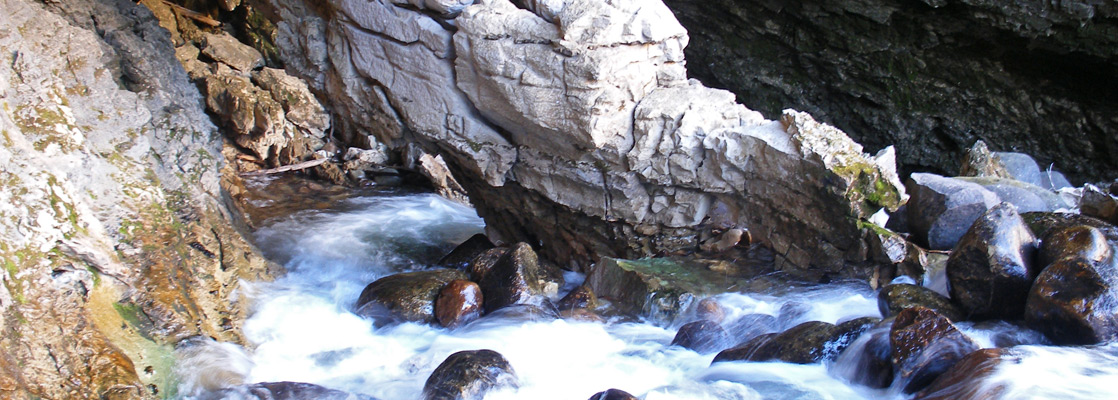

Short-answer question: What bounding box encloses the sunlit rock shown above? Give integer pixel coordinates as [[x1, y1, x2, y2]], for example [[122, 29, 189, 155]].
[[946, 203, 1039, 320], [423, 350, 519, 400], [355, 269, 468, 324]]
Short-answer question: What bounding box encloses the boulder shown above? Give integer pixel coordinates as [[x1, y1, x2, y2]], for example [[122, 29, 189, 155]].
[[878, 283, 964, 322], [588, 389, 639, 400], [478, 243, 545, 312], [422, 350, 519, 400], [1025, 256, 1118, 345], [355, 269, 468, 324], [839, 327, 894, 389], [585, 257, 748, 323], [712, 320, 865, 364], [252, 67, 331, 136], [202, 72, 288, 161], [724, 313, 778, 344], [438, 234, 495, 270], [1039, 170, 1073, 191], [906, 173, 1000, 250], [202, 32, 264, 72], [956, 177, 1067, 213], [556, 286, 598, 312], [993, 152, 1044, 187], [946, 203, 1039, 320], [890, 307, 980, 393], [1037, 225, 1112, 268], [1080, 184, 1118, 225], [913, 348, 1011, 400], [467, 248, 506, 282], [671, 320, 731, 354], [435, 280, 483, 329], [695, 298, 726, 323], [201, 381, 377, 400], [1022, 212, 1118, 248]]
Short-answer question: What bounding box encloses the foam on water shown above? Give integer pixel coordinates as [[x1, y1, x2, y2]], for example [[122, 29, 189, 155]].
[[176, 190, 1118, 400]]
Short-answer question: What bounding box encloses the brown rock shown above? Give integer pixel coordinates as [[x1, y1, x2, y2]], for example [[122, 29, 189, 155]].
[[557, 286, 598, 311], [878, 283, 964, 322], [696, 297, 726, 323], [588, 388, 639, 400], [435, 280, 483, 329], [1037, 225, 1112, 268], [671, 320, 731, 354], [914, 348, 1012, 400], [422, 350, 518, 400], [1025, 257, 1118, 345], [468, 247, 506, 282], [713, 320, 857, 364], [202, 32, 263, 72], [438, 234, 495, 270], [355, 269, 467, 324], [479, 243, 544, 313], [946, 203, 1039, 320], [890, 307, 980, 393]]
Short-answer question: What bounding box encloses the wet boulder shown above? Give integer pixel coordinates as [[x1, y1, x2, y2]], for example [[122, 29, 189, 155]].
[[438, 234, 495, 270], [946, 203, 1039, 320], [1025, 257, 1118, 345], [840, 327, 894, 389], [671, 320, 731, 354], [1079, 184, 1118, 225], [422, 350, 519, 400], [557, 286, 599, 311], [435, 280, 483, 329], [913, 348, 1011, 400], [355, 269, 467, 324], [1037, 225, 1112, 268], [1022, 212, 1118, 244], [713, 320, 866, 364], [906, 173, 1000, 250], [586, 257, 748, 324], [588, 388, 639, 400], [890, 307, 980, 393], [696, 298, 727, 323], [878, 283, 964, 322], [479, 243, 545, 313], [201, 381, 378, 400], [467, 247, 506, 282]]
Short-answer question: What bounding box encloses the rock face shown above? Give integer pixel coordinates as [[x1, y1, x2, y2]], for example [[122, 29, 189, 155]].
[[256, 0, 908, 282], [890, 307, 980, 393], [661, 0, 1118, 183], [946, 203, 1039, 320], [422, 350, 519, 400], [1025, 256, 1118, 345], [0, 0, 275, 398]]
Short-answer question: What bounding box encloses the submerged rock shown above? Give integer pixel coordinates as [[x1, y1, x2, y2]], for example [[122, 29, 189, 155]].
[[695, 298, 727, 324], [906, 173, 1000, 250], [586, 257, 747, 323], [890, 307, 980, 393], [841, 327, 894, 389], [435, 280, 483, 329], [878, 284, 963, 322], [946, 203, 1039, 320], [478, 243, 544, 313], [913, 348, 1011, 400], [355, 269, 468, 324], [1025, 257, 1118, 345], [724, 313, 778, 344], [202, 381, 377, 400], [422, 350, 519, 400], [671, 320, 731, 354]]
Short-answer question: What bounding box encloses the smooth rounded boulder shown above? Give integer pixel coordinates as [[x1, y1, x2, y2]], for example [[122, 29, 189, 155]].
[[479, 243, 544, 313], [878, 283, 964, 322], [946, 203, 1039, 320], [435, 279, 484, 328], [1037, 225, 1112, 268], [438, 234, 495, 270], [713, 319, 870, 364], [1025, 256, 1118, 345], [588, 388, 639, 400], [890, 307, 980, 393], [422, 350, 519, 400], [906, 173, 1000, 250], [355, 269, 468, 324]]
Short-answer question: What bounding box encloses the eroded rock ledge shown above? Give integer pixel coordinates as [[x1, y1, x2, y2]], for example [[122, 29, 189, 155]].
[[261, 0, 907, 278]]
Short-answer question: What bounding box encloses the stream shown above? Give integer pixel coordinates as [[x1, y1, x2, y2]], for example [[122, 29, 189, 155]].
[[177, 176, 1118, 400]]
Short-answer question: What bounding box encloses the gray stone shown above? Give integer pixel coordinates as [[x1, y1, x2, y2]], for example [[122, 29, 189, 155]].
[[202, 32, 264, 72], [994, 152, 1044, 187], [956, 176, 1069, 213], [906, 173, 1000, 250], [1039, 169, 1073, 191]]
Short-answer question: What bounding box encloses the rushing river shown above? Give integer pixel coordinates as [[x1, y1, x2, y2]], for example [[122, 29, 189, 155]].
[[177, 176, 1118, 400]]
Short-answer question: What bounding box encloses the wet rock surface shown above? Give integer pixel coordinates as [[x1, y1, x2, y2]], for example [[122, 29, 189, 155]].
[[671, 320, 731, 354], [355, 269, 468, 324], [890, 307, 980, 393], [422, 350, 519, 400], [946, 203, 1039, 320], [906, 173, 999, 250], [713, 320, 862, 364], [202, 381, 378, 400], [435, 280, 484, 329], [588, 388, 639, 400], [438, 234, 495, 270], [913, 348, 1011, 400], [1037, 225, 1112, 268], [557, 286, 599, 312], [1025, 257, 1118, 345], [586, 257, 750, 323], [478, 243, 544, 313], [878, 284, 963, 322]]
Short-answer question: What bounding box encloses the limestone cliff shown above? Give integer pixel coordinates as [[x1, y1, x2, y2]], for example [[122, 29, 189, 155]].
[[664, 0, 1118, 183], [0, 0, 273, 398], [259, 0, 907, 279]]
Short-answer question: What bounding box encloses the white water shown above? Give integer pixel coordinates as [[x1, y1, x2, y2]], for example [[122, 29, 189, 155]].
[[176, 190, 1118, 400]]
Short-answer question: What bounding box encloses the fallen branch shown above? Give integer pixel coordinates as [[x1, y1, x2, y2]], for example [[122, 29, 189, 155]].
[[238, 158, 329, 177], [161, 0, 222, 28]]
